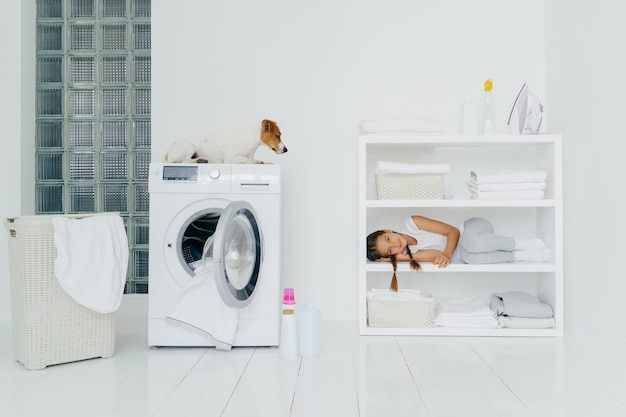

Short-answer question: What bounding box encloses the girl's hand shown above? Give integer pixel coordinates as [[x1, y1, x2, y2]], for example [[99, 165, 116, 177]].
[[412, 249, 451, 268], [433, 252, 451, 268]]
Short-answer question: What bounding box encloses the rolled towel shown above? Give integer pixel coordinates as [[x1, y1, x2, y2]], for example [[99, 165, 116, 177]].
[[360, 119, 443, 134], [470, 169, 547, 185], [377, 161, 450, 174]]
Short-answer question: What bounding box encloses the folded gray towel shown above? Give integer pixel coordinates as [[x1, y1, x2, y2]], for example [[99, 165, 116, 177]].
[[491, 291, 553, 318]]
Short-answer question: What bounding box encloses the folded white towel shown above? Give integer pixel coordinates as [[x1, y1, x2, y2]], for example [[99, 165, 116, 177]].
[[360, 119, 443, 134], [435, 296, 496, 319], [367, 288, 434, 302], [470, 170, 547, 185], [467, 180, 547, 192], [470, 189, 545, 200], [434, 318, 499, 329], [167, 263, 239, 350], [376, 161, 450, 174], [52, 214, 129, 314], [497, 316, 556, 329]]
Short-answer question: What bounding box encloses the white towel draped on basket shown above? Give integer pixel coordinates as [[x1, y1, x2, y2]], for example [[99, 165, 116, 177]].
[[52, 214, 128, 314]]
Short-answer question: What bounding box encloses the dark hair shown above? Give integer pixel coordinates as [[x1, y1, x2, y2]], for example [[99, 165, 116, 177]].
[[366, 230, 385, 261], [366, 230, 421, 292]]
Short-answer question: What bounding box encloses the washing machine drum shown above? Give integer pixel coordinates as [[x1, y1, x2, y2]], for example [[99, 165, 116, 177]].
[[211, 201, 263, 309]]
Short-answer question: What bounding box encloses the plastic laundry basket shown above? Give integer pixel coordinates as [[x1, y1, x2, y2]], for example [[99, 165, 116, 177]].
[[4, 214, 115, 370]]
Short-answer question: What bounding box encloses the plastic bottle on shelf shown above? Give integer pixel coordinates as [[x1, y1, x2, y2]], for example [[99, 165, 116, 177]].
[[279, 288, 298, 360], [462, 97, 477, 135], [297, 301, 321, 358], [482, 79, 495, 135]]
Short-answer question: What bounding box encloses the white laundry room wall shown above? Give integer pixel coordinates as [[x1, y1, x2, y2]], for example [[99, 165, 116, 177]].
[[4, 1, 624, 340], [152, 0, 547, 320], [0, 1, 35, 321], [545, 0, 626, 342]]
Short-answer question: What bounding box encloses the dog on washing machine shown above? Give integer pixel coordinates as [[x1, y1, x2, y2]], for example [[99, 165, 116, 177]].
[[163, 119, 288, 164]]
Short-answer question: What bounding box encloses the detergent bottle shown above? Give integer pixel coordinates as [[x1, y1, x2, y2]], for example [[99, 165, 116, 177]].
[[279, 288, 298, 360], [298, 301, 321, 358]]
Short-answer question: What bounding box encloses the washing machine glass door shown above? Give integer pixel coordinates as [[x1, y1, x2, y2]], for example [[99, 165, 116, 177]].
[[213, 201, 263, 308]]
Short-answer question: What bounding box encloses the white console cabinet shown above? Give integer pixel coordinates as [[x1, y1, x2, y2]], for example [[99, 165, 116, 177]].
[[358, 134, 563, 336]]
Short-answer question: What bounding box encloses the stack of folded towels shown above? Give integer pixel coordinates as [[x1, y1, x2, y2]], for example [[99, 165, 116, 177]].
[[467, 169, 547, 200], [434, 295, 498, 328], [490, 291, 555, 329]]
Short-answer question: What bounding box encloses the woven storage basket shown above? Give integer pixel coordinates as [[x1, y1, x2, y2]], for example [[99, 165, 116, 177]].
[[4, 215, 115, 370], [367, 298, 435, 328], [376, 173, 444, 199]]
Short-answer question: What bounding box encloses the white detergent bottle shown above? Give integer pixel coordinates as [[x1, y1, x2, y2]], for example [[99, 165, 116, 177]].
[[279, 288, 298, 360], [298, 301, 321, 358], [462, 97, 477, 135]]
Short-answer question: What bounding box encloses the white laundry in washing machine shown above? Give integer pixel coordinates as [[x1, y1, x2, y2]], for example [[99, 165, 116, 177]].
[[148, 163, 281, 347]]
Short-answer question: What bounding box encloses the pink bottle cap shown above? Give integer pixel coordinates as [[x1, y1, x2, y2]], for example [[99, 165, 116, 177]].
[[283, 288, 295, 305]]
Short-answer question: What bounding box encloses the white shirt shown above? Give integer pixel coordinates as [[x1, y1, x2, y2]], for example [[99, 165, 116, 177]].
[[402, 217, 463, 262]]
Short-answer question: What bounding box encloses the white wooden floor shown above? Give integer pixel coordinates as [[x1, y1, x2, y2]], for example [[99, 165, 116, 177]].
[[1, 296, 625, 417]]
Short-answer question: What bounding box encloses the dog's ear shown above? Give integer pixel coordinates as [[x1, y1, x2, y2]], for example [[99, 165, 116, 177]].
[[262, 119, 276, 132]]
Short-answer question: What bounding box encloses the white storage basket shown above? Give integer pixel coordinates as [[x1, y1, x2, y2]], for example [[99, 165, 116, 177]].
[[4, 215, 115, 370], [375, 173, 444, 200], [367, 298, 435, 328]]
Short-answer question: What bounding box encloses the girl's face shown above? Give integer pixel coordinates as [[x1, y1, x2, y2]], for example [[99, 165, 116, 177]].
[[375, 231, 407, 257]]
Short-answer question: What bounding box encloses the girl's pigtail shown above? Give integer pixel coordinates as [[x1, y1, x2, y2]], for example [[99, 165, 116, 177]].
[[389, 255, 398, 292], [409, 258, 421, 272]]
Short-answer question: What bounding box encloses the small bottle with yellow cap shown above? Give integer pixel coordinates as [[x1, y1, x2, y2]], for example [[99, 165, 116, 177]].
[[483, 79, 495, 135]]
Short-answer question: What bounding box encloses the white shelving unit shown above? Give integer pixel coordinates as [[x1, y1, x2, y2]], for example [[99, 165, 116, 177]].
[[358, 134, 563, 336]]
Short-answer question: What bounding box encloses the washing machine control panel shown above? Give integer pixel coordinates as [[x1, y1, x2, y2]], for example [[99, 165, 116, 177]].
[[149, 163, 233, 193], [161, 165, 199, 181]]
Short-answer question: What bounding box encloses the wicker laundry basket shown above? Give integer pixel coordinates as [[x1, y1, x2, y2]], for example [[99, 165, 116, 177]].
[[375, 173, 445, 199], [4, 215, 115, 370]]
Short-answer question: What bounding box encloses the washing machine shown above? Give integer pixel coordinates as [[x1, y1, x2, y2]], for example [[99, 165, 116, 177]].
[[148, 163, 281, 347]]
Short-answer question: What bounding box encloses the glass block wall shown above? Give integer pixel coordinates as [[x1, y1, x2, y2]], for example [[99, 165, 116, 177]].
[[35, 0, 151, 294]]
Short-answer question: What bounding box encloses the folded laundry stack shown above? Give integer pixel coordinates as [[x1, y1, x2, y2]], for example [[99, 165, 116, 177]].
[[434, 295, 498, 328], [467, 169, 547, 200], [490, 291, 555, 329]]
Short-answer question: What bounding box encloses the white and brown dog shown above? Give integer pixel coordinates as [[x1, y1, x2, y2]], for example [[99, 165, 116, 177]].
[[163, 119, 288, 164]]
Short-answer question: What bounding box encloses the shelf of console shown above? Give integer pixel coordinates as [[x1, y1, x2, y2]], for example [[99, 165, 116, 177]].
[[360, 326, 563, 337]]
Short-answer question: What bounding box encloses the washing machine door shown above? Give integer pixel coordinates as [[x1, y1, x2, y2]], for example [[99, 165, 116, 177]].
[[213, 201, 263, 308]]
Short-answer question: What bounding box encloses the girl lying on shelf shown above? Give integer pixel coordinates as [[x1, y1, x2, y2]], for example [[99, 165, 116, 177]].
[[366, 216, 549, 291]]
